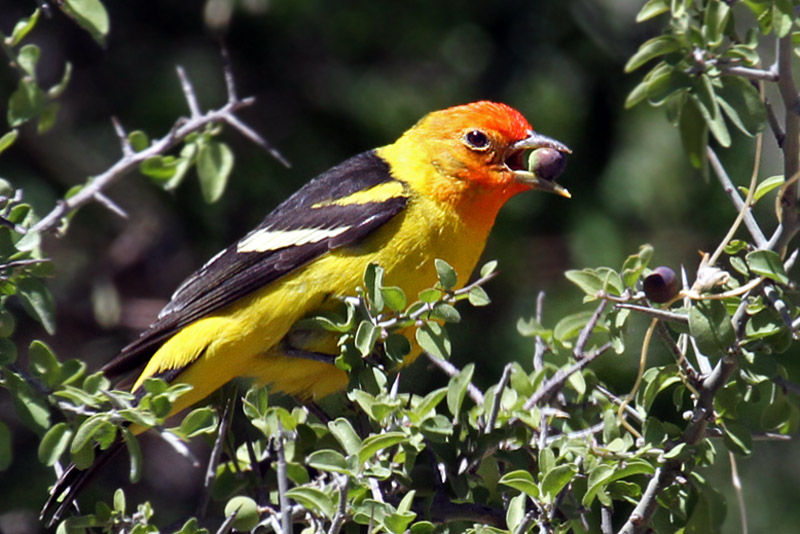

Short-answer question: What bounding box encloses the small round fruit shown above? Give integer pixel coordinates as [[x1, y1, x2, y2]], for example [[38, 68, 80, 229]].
[[528, 147, 567, 182], [225, 496, 260, 532], [643, 266, 679, 303]]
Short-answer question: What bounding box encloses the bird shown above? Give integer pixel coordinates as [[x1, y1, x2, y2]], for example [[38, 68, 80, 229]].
[[42, 100, 570, 523]]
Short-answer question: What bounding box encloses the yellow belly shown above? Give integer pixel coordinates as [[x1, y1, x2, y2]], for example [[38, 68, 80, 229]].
[[133, 191, 492, 415]]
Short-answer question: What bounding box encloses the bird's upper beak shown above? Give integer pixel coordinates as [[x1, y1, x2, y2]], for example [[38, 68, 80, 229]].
[[509, 131, 572, 198]]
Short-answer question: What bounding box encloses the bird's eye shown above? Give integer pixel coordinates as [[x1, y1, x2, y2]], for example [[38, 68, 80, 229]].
[[464, 130, 490, 150]]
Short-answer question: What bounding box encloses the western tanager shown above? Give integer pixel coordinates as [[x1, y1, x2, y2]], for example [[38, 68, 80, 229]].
[[43, 100, 570, 521]]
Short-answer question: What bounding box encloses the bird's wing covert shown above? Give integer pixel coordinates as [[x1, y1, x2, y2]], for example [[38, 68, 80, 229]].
[[102, 150, 408, 377]]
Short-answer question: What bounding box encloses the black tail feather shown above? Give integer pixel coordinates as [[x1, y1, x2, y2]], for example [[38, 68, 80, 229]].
[[41, 441, 125, 527]]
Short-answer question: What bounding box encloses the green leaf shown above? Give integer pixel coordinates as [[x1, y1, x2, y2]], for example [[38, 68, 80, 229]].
[[0, 421, 10, 470], [0, 339, 17, 366], [679, 96, 708, 169], [773, 0, 793, 37], [646, 68, 691, 106], [446, 363, 475, 419], [704, 0, 731, 48], [7, 78, 46, 127], [434, 259, 457, 291], [328, 418, 361, 455], [689, 300, 735, 355], [692, 76, 730, 147], [140, 155, 181, 182], [17, 44, 40, 78], [47, 62, 72, 99], [285, 487, 335, 518], [468, 286, 490, 306], [122, 427, 142, 483], [307, 449, 351, 474], [37, 102, 59, 134], [358, 431, 406, 463], [722, 422, 752, 456], [384, 333, 411, 362], [415, 322, 451, 360], [364, 263, 385, 312], [60, 0, 110, 45], [414, 387, 447, 417], [541, 463, 578, 500], [746, 250, 789, 284], [499, 469, 540, 498], [418, 288, 442, 303], [506, 494, 526, 532], [625, 35, 681, 73], [128, 130, 149, 152], [355, 320, 379, 357], [636, 0, 668, 21], [554, 310, 607, 344], [480, 260, 498, 278], [0, 130, 18, 155], [431, 303, 460, 323], [71, 414, 109, 453], [10, 9, 41, 46], [180, 407, 218, 438], [38, 422, 72, 466], [197, 141, 234, 204], [716, 76, 766, 137], [743, 175, 784, 204], [381, 286, 406, 311], [17, 277, 56, 334], [30, 339, 60, 387]]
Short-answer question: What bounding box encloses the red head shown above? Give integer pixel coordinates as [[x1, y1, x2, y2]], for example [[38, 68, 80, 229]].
[[382, 101, 570, 220]]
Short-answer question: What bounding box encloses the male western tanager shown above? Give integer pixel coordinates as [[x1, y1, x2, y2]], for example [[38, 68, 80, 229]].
[[43, 100, 570, 521]]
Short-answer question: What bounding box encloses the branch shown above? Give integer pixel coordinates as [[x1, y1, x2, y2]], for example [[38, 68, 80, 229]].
[[720, 65, 778, 82], [617, 464, 678, 534], [614, 302, 689, 325], [275, 426, 292, 534], [521, 342, 612, 412], [706, 147, 767, 248], [767, 35, 800, 252], [30, 63, 287, 235]]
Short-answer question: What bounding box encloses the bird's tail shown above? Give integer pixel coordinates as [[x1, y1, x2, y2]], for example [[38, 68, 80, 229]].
[[40, 441, 125, 528]]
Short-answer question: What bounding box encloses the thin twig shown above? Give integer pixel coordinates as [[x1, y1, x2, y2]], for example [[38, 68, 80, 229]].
[[485, 363, 513, 433], [706, 147, 768, 248], [729, 451, 748, 534], [768, 35, 800, 253], [601, 506, 613, 534], [199, 393, 235, 518], [275, 426, 292, 534], [30, 64, 287, 235], [720, 65, 778, 82], [328, 475, 349, 534], [157, 429, 200, 466], [773, 375, 800, 396], [614, 302, 689, 325], [765, 97, 785, 146], [534, 290, 546, 370], [618, 465, 678, 534], [521, 342, 612, 412], [575, 300, 608, 359], [177, 65, 203, 119]]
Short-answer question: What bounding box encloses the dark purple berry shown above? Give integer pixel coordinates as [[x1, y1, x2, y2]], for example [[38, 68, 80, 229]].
[[528, 148, 567, 182], [643, 266, 679, 303]]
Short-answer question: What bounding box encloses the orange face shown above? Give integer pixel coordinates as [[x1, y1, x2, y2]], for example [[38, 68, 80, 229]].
[[407, 101, 571, 203]]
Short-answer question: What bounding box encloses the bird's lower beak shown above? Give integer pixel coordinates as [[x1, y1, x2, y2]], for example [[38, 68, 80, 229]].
[[511, 132, 572, 198]]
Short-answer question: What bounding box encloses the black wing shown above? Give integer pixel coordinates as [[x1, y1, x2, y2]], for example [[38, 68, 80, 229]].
[[102, 150, 407, 377]]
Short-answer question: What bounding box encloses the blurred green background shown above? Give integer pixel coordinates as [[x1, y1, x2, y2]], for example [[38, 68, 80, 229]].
[[0, 0, 797, 532]]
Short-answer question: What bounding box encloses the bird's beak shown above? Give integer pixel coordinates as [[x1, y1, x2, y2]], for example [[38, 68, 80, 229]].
[[510, 131, 572, 198]]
